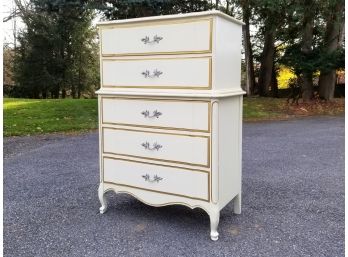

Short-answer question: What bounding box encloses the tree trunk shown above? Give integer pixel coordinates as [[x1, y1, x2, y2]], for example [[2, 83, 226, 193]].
[[302, 73, 313, 101], [301, 0, 315, 101], [258, 27, 276, 97], [242, 0, 255, 96], [71, 86, 77, 99], [271, 65, 278, 98], [319, 71, 336, 99], [318, 0, 344, 100], [62, 89, 66, 99], [51, 88, 59, 99]]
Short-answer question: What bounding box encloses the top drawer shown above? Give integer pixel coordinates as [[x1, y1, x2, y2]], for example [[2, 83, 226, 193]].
[[100, 18, 212, 57]]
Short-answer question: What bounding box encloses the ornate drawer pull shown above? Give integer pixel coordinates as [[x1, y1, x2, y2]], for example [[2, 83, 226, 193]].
[[141, 35, 163, 44], [141, 110, 162, 118], [142, 174, 163, 183], [142, 69, 163, 78], [141, 142, 162, 151]]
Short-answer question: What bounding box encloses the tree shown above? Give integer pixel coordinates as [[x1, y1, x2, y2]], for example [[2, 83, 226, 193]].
[[240, 0, 255, 96], [299, 0, 316, 101], [279, 0, 318, 101], [3, 45, 15, 96], [98, 0, 212, 20], [252, 0, 291, 97], [3, 46, 14, 86], [318, 0, 344, 100], [13, 0, 99, 98]]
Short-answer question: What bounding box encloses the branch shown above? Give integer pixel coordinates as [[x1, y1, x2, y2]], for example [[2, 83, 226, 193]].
[[3, 9, 21, 22]]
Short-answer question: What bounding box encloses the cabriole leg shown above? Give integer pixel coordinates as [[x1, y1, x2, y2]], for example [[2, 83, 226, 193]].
[[209, 209, 220, 241], [98, 184, 108, 214], [233, 193, 241, 214]]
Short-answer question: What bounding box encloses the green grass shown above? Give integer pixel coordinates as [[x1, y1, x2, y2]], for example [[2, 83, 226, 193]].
[[243, 97, 344, 121], [3, 97, 344, 137], [4, 98, 98, 137], [243, 97, 287, 121]]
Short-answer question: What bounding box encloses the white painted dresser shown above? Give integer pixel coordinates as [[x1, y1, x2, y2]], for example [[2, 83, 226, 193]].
[[96, 10, 244, 241]]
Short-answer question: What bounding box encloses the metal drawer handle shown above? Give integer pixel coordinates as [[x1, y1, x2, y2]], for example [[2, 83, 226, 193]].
[[141, 35, 163, 44], [141, 110, 162, 118], [142, 69, 163, 78], [142, 174, 163, 183], [141, 142, 162, 151]]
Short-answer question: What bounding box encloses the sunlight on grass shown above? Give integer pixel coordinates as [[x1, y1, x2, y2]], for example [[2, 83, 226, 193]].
[[3, 97, 344, 137], [4, 99, 42, 108], [243, 97, 286, 121], [4, 98, 98, 136]]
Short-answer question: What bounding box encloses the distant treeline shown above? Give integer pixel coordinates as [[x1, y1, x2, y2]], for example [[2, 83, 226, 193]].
[[3, 0, 344, 100]]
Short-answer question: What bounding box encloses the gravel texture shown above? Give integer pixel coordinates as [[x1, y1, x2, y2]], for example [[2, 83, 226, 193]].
[[4, 116, 344, 257]]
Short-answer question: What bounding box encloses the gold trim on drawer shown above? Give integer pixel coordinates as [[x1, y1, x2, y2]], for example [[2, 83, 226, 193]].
[[100, 18, 213, 57], [101, 96, 211, 133], [102, 127, 211, 168], [103, 156, 210, 202], [101, 56, 212, 90]]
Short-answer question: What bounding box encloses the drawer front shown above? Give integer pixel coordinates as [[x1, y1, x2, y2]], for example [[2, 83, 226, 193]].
[[102, 57, 211, 89], [101, 97, 210, 132], [100, 19, 212, 56], [103, 127, 210, 167], [103, 157, 209, 201]]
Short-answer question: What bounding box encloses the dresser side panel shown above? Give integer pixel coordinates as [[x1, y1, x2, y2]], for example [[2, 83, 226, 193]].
[[218, 96, 242, 209], [213, 16, 242, 91]]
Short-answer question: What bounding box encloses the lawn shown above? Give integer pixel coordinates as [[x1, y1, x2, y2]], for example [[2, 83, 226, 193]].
[[4, 98, 98, 137], [243, 97, 345, 121], [3, 97, 344, 136]]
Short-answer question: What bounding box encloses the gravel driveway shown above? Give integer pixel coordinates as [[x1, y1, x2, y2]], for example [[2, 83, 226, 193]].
[[4, 116, 344, 257]]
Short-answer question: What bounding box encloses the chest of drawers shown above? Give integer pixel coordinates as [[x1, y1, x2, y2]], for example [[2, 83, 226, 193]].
[[96, 10, 244, 241]]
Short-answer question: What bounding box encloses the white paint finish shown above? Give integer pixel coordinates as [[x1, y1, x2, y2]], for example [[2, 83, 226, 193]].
[[211, 101, 219, 204], [102, 97, 210, 131], [98, 96, 103, 183], [97, 88, 245, 98], [102, 57, 210, 88], [98, 11, 243, 241], [98, 183, 107, 213], [97, 10, 244, 27], [103, 157, 209, 201], [217, 96, 242, 210], [103, 127, 209, 167], [213, 16, 243, 90], [208, 206, 220, 241], [101, 182, 212, 213], [101, 19, 211, 56]]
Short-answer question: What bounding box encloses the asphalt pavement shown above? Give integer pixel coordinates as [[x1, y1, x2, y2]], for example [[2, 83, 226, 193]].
[[4, 116, 345, 257]]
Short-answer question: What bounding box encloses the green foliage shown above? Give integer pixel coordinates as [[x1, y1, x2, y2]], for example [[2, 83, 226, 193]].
[[4, 98, 98, 136], [280, 43, 320, 75], [9, 0, 344, 100], [13, 0, 99, 99], [98, 0, 213, 20], [278, 0, 344, 74]]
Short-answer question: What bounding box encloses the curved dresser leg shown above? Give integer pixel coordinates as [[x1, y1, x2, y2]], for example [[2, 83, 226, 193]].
[[233, 193, 241, 214], [209, 209, 220, 241], [98, 184, 108, 214]]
